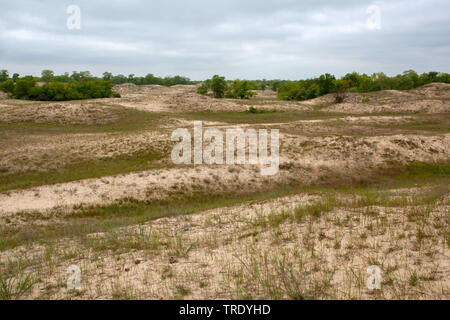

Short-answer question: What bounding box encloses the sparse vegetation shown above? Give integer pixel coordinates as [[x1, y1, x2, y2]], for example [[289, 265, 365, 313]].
[[0, 272, 38, 300], [0, 77, 448, 300]]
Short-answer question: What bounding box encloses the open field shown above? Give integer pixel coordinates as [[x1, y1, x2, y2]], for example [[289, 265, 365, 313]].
[[0, 83, 449, 300]]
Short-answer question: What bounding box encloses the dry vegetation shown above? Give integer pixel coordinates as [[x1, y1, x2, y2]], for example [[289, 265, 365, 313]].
[[0, 83, 448, 300]]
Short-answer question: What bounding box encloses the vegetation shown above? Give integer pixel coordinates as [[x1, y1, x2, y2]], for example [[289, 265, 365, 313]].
[[247, 106, 278, 114], [0, 77, 119, 101], [226, 80, 256, 99], [197, 75, 256, 99], [2, 69, 447, 103], [0, 271, 38, 300], [277, 70, 450, 101], [105, 72, 193, 86], [210, 75, 227, 98]]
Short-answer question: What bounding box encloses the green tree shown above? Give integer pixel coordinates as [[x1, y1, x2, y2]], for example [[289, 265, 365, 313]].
[[226, 80, 256, 99], [334, 79, 350, 103], [210, 75, 226, 98], [41, 70, 54, 82], [277, 82, 303, 100], [0, 70, 9, 82], [0, 79, 14, 93], [306, 83, 320, 99], [317, 73, 336, 95], [13, 77, 37, 99], [102, 72, 112, 81], [342, 72, 361, 88]]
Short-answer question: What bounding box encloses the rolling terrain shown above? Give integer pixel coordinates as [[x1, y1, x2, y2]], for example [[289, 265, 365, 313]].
[[0, 83, 448, 299]]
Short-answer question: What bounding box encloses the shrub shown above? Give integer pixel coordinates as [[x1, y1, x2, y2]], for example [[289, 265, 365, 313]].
[[247, 106, 277, 114], [334, 79, 350, 103], [0, 79, 14, 94], [277, 82, 303, 100], [197, 82, 209, 95], [306, 83, 320, 99], [226, 80, 256, 99], [13, 78, 37, 99], [361, 97, 371, 103]]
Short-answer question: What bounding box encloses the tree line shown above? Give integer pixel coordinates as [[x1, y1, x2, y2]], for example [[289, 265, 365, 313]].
[[0, 70, 119, 101], [0, 69, 448, 102], [276, 70, 450, 101], [0, 69, 197, 101]]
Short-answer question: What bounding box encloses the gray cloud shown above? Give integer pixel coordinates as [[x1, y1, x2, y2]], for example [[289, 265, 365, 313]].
[[1, 0, 449, 80]]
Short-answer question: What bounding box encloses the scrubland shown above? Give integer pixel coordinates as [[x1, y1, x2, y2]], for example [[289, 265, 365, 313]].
[[0, 83, 448, 299]]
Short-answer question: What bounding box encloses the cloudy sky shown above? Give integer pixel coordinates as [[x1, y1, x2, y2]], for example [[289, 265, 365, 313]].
[[0, 0, 449, 80]]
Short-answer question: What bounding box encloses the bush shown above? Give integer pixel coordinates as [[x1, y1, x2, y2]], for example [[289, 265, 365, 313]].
[[247, 106, 277, 114], [361, 97, 371, 103], [334, 79, 350, 103], [197, 82, 209, 95], [13, 78, 37, 99], [226, 80, 256, 99], [0, 79, 14, 94], [305, 83, 320, 99], [277, 82, 303, 100]]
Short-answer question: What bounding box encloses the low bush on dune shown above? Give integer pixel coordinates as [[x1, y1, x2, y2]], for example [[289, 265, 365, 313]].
[[247, 106, 279, 114]]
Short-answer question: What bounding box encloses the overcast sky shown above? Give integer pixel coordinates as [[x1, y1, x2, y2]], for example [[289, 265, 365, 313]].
[[0, 0, 449, 80]]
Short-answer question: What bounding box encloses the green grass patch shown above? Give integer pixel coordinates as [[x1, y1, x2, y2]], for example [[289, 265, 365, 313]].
[[0, 106, 166, 135], [0, 148, 168, 192], [247, 106, 280, 114], [0, 161, 447, 251]]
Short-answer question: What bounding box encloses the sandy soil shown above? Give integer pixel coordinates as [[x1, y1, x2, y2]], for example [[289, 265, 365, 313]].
[[0, 82, 448, 300]]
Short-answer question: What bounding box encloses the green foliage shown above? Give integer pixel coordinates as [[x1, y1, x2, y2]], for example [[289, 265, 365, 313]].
[[361, 97, 371, 103], [41, 69, 54, 82], [247, 106, 278, 114], [334, 79, 350, 103], [0, 79, 15, 94], [0, 70, 8, 82], [306, 83, 320, 99], [277, 82, 303, 100], [197, 82, 209, 95], [211, 75, 227, 98], [13, 77, 37, 99], [0, 272, 38, 300], [102, 72, 112, 81], [317, 73, 336, 95], [109, 73, 193, 86], [277, 70, 450, 101], [226, 80, 256, 99], [3, 79, 119, 101]]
